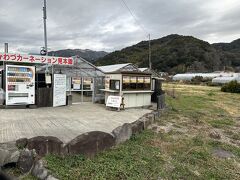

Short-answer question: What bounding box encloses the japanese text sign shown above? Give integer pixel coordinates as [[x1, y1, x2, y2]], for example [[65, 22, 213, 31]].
[[106, 96, 122, 108], [0, 53, 74, 66]]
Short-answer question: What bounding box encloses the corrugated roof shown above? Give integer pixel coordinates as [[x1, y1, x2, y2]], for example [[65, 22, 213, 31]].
[[139, 68, 148, 72], [97, 63, 132, 73]]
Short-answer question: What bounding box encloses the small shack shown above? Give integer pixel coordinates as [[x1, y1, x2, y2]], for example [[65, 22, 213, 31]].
[[98, 63, 153, 108]]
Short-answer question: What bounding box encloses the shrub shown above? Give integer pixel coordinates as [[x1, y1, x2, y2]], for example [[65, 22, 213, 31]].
[[221, 81, 240, 93], [190, 76, 204, 85]]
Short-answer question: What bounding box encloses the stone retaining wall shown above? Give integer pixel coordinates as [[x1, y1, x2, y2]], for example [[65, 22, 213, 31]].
[[0, 110, 160, 180], [13, 110, 160, 158]]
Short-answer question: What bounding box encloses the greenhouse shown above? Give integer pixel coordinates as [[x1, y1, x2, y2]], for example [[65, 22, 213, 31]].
[[37, 56, 105, 105], [212, 73, 240, 84], [172, 72, 237, 81]]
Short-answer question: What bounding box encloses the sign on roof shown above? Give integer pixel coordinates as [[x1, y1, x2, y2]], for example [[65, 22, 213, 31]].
[[0, 53, 73, 66]]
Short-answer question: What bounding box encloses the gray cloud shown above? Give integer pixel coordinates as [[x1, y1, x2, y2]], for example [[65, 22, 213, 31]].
[[0, 0, 239, 53]]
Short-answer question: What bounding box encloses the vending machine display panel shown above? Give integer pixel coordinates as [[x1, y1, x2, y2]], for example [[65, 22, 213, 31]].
[[5, 65, 35, 105]]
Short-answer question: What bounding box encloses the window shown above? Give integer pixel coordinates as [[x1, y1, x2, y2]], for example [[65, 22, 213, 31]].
[[144, 77, 151, 90], [122, 76, 130, 90], [110, 80, 120, 90], [83, 77, 92, 90], [137, 77, 144, 90], [122, 75, 151, 91], [130, 76, 137, 89], [72, 77, 81, 90]]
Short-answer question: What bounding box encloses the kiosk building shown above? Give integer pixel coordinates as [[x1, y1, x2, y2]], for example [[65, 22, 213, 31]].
[[98, 63, 153, 108]]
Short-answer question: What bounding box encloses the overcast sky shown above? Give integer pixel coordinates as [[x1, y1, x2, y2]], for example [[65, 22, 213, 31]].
[[0, 0, 240, 53]]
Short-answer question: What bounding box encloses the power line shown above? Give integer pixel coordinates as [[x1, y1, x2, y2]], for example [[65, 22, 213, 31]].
[[120, 0, 152, 69], [120, 0, 148, 35]]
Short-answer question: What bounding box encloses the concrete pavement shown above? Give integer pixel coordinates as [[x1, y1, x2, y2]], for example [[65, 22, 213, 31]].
[[0, 103, 151, 143]]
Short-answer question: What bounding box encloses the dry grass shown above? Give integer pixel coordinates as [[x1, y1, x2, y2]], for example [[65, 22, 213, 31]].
[[43, 83, 240, 180]]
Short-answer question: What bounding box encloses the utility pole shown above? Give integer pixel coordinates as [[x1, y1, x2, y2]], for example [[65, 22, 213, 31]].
[[3, 43, 8, 72], [43, 0, 48, 56], [4, 43, 8, 53], [148, 34, 152, 70], [43, 0, 50, 75]]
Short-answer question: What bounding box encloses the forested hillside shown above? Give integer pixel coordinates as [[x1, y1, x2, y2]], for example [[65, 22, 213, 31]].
[[48, 49, 108, 62], [96, 35, 240, 74]]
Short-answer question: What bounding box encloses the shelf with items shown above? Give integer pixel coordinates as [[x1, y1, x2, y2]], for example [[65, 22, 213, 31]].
[[7, 67, 31, 72], [7, 79, 31, 83], [7, 71, 31, 74], [7, 72, 33, 77], [7, 76, 32, 79]]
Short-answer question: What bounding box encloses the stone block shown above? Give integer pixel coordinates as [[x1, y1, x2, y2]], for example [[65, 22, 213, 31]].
[[66, 131, 115, 157], [112, 123, 132, 145], [5, 150, 20, 165], [146, 113, 155, 122], [27, 136, 63, 157], [32, 160, 48, 180], [16, 138, 28, 149], [27, 136, 47, 157], [131, 120, 144, 135], [0, 149, 9, 167], [139, 117, 154, 129], [17, 149, 35, 173], [152, 111, 159, 121], [0, 143, 20, 168]]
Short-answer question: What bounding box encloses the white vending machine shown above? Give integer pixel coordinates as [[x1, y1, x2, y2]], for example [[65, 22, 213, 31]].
[[5, 65, 35, 106]]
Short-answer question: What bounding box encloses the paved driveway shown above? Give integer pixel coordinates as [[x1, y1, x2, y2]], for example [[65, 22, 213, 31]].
[[0, 103, 151, 143]]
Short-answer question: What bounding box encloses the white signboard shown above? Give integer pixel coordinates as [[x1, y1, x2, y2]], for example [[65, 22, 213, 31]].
[[106, 96, 122, 108], [0, 53, 74, 66], [53, 74, 67, 107]]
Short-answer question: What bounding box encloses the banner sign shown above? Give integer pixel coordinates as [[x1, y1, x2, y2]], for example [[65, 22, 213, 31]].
[[106, 96, 122, 108], [53, 74, 67, 107], [0, 53, 73, 66]]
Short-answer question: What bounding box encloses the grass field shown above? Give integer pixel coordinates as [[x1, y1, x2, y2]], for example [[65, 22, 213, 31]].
[[44, 84, 240, 180]]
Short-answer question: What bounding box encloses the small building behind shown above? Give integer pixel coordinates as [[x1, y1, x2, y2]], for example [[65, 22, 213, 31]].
[[98, 64, 153, 108]]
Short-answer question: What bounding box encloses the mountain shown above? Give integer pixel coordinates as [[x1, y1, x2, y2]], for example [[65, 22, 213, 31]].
[[95, 34, 240, 74], [48, 49, 108, 62], [213, 39, 240, 53], [213, 39, 240, 71]]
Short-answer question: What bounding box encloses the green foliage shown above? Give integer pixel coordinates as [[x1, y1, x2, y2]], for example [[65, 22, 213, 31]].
[[190, 76, 204, 85], [208, 119, 236, 128], [221, 80, 240, 93], [96, 34, 240, 73], [45, 131, 165, 180], [48, 49, 108, 62]]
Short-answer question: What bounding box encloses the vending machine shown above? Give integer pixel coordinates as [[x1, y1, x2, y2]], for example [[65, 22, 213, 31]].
[[5, 65, 35, 106]]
